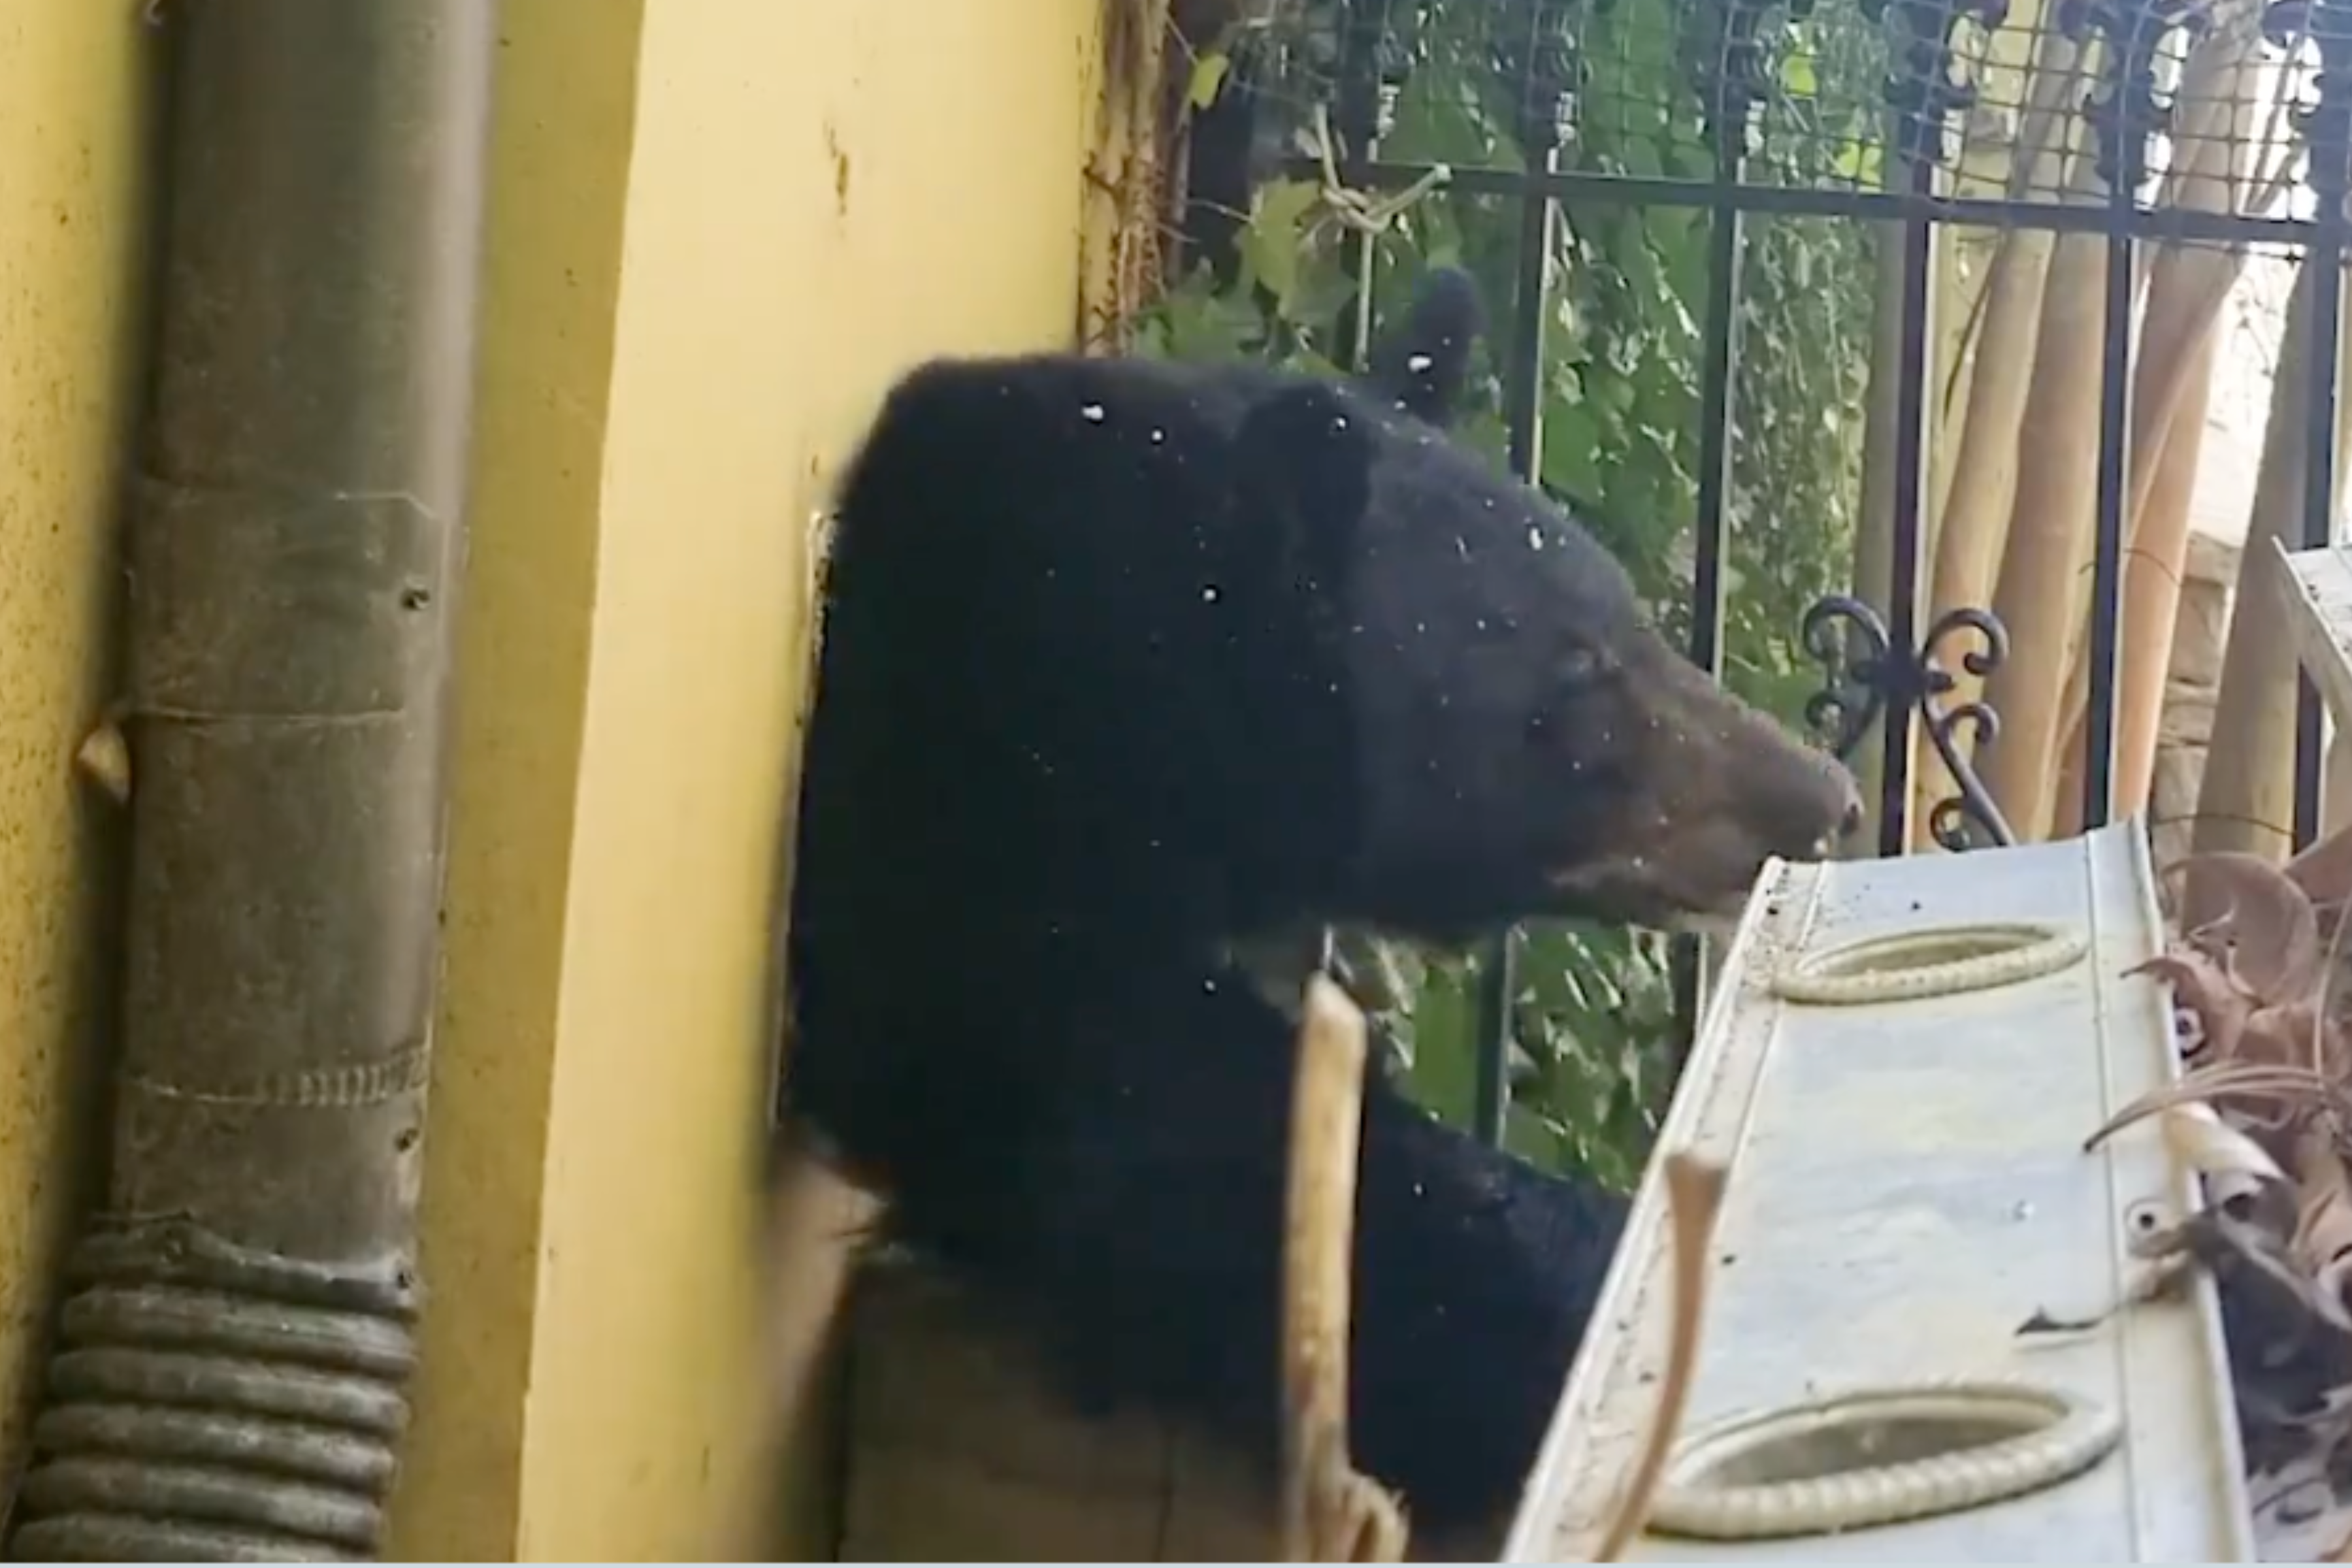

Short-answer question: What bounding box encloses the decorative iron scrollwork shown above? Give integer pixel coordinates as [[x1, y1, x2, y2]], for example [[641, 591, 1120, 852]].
[[1520, 0, 1582, 154], [1870, 0, 2003, 171], [1693, 0, 1779, 160], [2082, 0, 2182, 203], [1333, 0, 1424, 146], [1800, 595, 2017, 853]]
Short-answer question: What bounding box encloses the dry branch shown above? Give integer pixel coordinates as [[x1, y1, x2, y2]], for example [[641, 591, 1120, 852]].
[[2125, 835, 2352, 1501], [1980, 206, 2132, 840], [1593, 1153, 1731, 1563], [2196, 255, 2352, 860], [1282, 973, 1408, 1563]]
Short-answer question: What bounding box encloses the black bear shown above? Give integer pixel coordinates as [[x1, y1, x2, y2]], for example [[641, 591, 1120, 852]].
[[781, 269, 1861, 1544]]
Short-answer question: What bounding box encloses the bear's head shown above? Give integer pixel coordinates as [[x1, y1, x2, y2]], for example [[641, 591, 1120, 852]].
[[1232, 269, 1862, 942]]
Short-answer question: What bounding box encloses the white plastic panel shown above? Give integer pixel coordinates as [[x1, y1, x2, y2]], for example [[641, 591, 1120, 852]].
[[2276, 537, 2352, 728], [1503, 822, 2253, 1563]]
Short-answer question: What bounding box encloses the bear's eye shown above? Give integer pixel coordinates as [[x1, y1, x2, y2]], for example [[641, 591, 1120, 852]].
[[1558, 645, 1604, 685]]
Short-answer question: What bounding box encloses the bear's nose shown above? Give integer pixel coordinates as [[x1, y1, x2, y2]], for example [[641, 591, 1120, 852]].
[[1808, 774, 1866, 857]]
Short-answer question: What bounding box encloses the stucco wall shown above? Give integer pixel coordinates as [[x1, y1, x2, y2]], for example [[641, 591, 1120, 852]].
[[391, 1, 1098, 1559], [0, 3, 153, 1482]]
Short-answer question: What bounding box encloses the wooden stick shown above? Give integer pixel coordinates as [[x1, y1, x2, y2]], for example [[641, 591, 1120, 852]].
[[1280, 973, 1409, 1563], [1593, 1152, 1731, 1564]]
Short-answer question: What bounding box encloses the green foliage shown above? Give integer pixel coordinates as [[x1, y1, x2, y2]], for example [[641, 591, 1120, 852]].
[[1130, 0, 1880, 1189]]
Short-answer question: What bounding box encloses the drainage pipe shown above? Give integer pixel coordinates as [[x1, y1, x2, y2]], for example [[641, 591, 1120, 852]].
[[9, 2, 494, 1559]]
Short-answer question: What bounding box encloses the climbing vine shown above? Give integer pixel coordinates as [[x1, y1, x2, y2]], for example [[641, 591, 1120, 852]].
[[1132, 0, 1879, 1189]]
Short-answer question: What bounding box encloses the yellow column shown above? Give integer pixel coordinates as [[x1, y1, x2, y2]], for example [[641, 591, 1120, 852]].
[[394, 1, 1098, 1559]]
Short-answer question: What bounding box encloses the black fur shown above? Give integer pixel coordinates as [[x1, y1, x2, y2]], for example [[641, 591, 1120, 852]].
[[889, 951, 1627, 1536], [783, 268, 1854, 1538], [1365, 264, 1485, 427]]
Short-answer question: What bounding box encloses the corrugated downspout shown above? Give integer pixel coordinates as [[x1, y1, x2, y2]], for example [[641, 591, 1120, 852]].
[[8, 3, 494, 1560]]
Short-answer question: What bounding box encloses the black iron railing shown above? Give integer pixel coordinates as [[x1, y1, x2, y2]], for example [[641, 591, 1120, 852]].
[[1188, 0, 2352, 1146]]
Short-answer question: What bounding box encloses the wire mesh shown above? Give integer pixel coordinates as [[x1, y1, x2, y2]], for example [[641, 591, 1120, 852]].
[[1218, 0, 2342, 237]]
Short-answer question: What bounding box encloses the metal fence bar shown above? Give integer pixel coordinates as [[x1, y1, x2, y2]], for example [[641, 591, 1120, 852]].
[[1470, 5, 1585, 1148], [1278, 155, 2335, 245], [1870, 229, 1936, 857], [1869, 3, 1959, 856], [2081, 29, 2154, 834], [2297, 8, 2352, 848], [1669, 14, 1761, 1069], [1262, 0, 2352, 1153], [1688, 190, 1747, 730], [1312, 0, 1404, 1027], [1665, 191, 1746, 1045], [1472, 174, 1561, 1147]]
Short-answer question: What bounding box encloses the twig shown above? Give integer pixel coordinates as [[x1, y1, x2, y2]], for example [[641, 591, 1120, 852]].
[[1307, 103, 1451, 241], [1593, 1152, 1731, 1563], [1281, 973, 1409, 1563], [2017, 1250, 2200, 1334], [2083, 1060, 2345, 1151], [2305, 860, 2352, 1080]]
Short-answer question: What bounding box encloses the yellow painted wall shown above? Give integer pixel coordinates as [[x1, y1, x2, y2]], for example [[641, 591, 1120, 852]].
[[395, 0, 1099, 1559], [0, 4, 153, 1479]]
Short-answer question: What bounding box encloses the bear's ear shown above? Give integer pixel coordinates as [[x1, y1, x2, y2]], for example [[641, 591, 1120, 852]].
[[1363, 265, 1486, 430], [1232, 380, 1376, 539], [1232, 380, 1377, 598]]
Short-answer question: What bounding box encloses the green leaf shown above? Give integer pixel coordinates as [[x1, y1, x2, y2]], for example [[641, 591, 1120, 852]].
[[1541, 400, 1605, 497], [1289, 266, 1360, 335], [1456, 408, 1511, 470], [1235, 179, 1322, 314], [1145, 273, 1268, 365], [1405, 966, 1476, 1126], [1188, 51, 1231, 110], [1780, 51, 1818, 99], [1505, 1101, 1571, 1170]]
